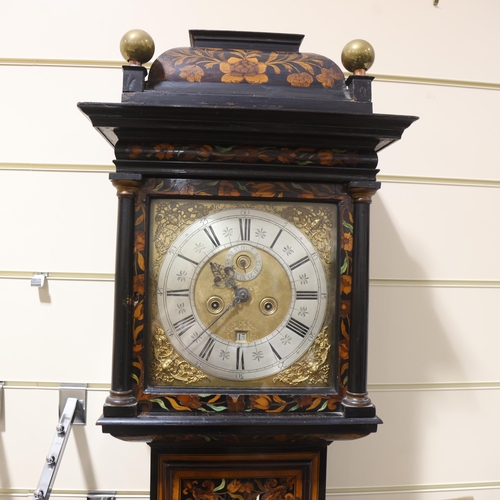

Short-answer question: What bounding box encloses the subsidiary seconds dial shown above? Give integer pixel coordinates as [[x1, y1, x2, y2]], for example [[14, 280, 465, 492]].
[[157, 207, 328, 381]]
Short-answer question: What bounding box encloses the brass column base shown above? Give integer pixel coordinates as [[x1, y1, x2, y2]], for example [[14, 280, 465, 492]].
[[103, 390, 137, 417], [342, 391, 376, 418]]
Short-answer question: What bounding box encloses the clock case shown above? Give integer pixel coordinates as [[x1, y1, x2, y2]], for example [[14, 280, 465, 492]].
[[79, 30, 416, 447]]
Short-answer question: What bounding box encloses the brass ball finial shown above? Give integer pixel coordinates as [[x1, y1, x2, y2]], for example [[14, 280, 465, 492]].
[[120, 29, 155, 65], [341, 39, 375, 76]]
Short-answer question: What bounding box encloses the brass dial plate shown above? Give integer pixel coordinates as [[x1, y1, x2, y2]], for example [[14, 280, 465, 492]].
[[148, 200, 337, 388]]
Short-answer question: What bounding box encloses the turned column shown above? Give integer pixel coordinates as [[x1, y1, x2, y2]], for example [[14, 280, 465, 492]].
[[342, 181, 380, 417], [104, 173, 142, 417]]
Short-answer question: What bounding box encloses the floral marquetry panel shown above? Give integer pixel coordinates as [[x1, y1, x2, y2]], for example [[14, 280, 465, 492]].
[[118, 142, 372, 169], [154, 450, 321, 500], [130, 178, 353, 414], [147, 47, 345, 91]]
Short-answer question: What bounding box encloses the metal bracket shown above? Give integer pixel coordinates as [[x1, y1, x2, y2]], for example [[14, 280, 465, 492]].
[[34, 397, 79, 500], [59, 383, 87, 425], [87, 491, 116, 500], [31, 273, 48, 287]]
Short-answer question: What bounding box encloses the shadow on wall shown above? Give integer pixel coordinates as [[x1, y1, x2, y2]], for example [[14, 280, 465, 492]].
[[73, 426, 98, 487], [327, 195, 473, 490], [46, 397, 99, 491], [38, 281, 52, 304], [0, 433, 9, 489], [0, 390, 9, 488], [369, 194, 469, 385]]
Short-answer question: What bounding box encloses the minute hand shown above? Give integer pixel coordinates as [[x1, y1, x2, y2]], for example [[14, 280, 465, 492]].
[[185, 287, 250, 349]]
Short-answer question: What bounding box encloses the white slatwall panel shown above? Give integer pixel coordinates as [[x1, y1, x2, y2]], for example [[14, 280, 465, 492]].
[[0, 279, 114, 382], [328, 389, 500, 487], [374, 82, 500, 181], [1, 1, 499, 499], [2, 0, 500, 83], [371, 184, 500, 281], [369, 286, 500, 384], [1, 171, 116, 273], [0, 66, 119, 165]]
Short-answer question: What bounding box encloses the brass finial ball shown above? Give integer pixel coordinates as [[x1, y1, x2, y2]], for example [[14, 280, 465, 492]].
[[341, 39, 375, 75], [120, 29, 155, 65]]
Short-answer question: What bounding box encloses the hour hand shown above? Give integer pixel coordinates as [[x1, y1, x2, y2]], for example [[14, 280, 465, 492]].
[[210, 262, 237, 289]]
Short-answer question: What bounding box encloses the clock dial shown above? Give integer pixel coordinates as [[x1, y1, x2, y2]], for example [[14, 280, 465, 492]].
[[156, 207, 328, 381]]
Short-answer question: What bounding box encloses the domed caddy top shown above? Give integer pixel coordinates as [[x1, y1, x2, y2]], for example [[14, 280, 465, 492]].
[[120, 30, 374, 114], [148, 31, 344, 90]]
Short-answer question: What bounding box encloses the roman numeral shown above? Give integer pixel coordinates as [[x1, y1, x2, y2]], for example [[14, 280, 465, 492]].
[[204, 226, 220, 248], [286, 317, 309, 338], [173, 315, 196, 336], [178, 254, 199, 266], [296, 291, 318, 300], [236, 346, 245, 370], [199, 337, 215, 361], [239, 218, 251, 241], [166, 289, 189, 297], [290, 256, 310, 271], [270, 229, 282, 249], [269, 342, 282, 360]]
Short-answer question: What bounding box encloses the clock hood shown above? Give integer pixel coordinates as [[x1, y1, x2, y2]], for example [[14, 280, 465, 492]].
[[136, 30, 356, 114], [78, 29, 417, 184]]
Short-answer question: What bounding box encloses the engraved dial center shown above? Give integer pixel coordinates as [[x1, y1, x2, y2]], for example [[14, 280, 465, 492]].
[[194, 246, 292, 344]]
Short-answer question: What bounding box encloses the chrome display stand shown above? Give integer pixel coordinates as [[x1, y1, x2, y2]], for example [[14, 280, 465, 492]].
[[33, 385, 87, 500]]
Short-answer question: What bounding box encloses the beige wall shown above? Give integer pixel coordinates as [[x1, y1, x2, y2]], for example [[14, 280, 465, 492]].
[[1, 1, 499, 499]]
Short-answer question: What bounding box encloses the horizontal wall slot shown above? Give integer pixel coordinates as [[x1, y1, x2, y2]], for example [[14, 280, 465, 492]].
[[1, 481, 499, 498], [327, 480, 500, 496], [369, 381, 500, 392], [0, 162, 113, 173], [370, 278, 500, 289], [1, 57, 500, 91], [3, 380, 500, 393], [0, 57, 125, 69], [378, 174, 500, 189], [0, 271, 114, 282], [2, 163, 500, 191], [1, 382, 110, 391]]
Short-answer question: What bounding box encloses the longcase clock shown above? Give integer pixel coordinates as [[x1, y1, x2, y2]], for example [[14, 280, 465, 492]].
[[79, 29, 416, 500]]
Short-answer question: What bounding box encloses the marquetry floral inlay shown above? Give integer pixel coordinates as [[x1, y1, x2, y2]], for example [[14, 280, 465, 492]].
[[148, 48, 344, 89]]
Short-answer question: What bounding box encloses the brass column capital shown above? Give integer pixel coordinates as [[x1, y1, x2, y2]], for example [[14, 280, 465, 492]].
[[348, 181, 381, 203], [111, 178, 142, 197]]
